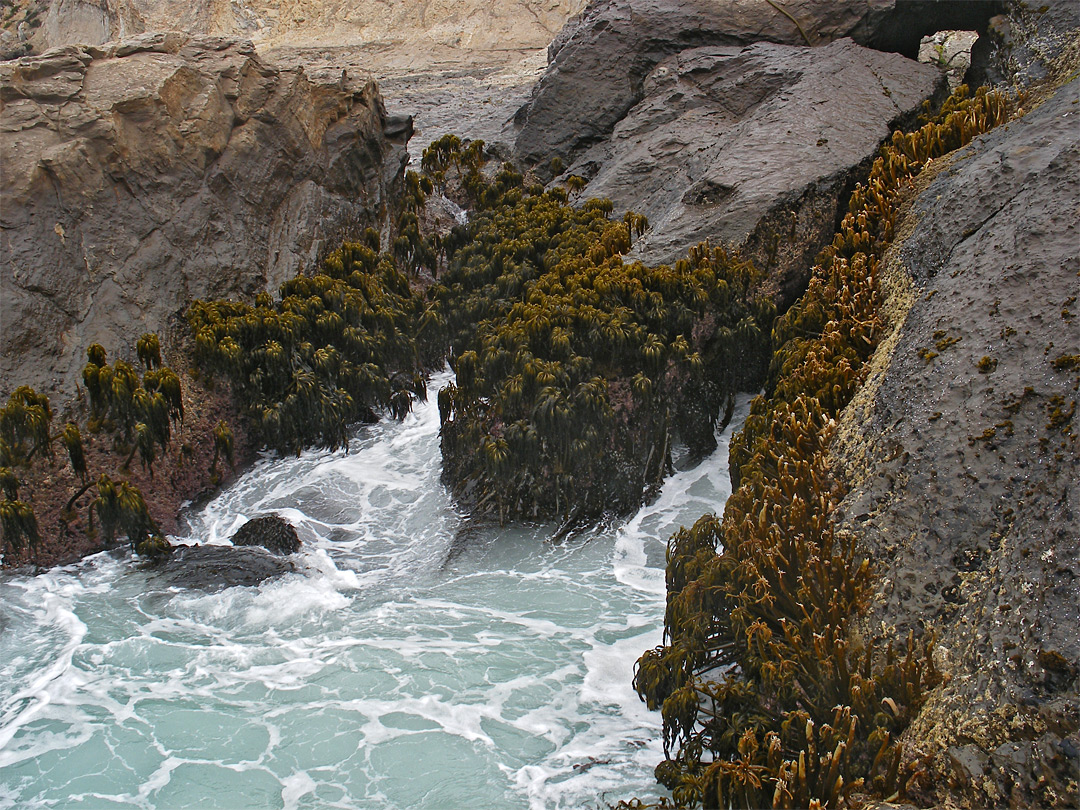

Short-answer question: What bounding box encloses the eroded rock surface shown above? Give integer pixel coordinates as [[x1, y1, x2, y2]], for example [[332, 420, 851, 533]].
[[24, 0, 587, 53], [833, 76, 1080, 807], [512, 0, 1002, 173], [971, 0, 1080, 88], [575, 39, 943, 302], [0, 35, 407, 399]]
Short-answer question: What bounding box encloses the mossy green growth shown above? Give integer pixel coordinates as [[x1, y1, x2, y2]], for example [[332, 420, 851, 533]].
[[426, 143, 774, 521], [630, 85, 1010, 809]]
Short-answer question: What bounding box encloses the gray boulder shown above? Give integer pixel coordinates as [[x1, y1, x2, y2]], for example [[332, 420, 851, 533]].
[[569, 39, 943, 303], [230, 514, 301, 555], [157, 544, 296, 590], [0, 34, 409, 400], [513, 0, 1002, 172]]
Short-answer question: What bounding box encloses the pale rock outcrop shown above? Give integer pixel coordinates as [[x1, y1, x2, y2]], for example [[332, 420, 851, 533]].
[[23, 0, 588, 53], [0, 35, 408, 400]]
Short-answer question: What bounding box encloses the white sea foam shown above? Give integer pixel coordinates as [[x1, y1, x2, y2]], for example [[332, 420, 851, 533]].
[[0, 375, 750, 809]]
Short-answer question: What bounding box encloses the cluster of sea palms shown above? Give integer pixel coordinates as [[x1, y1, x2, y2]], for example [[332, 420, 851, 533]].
[[186, 139, 776, 523], [0, 386, 51, 555], [83, 339, 184, 475], [428, 156, 775, 521], [630, 85, 1010, 808], [0, 337, 185, 561], [187, 235, 431, 456]]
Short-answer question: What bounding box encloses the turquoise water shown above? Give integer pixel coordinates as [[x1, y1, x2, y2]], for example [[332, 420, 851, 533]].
[[0, 372, 747, 809]]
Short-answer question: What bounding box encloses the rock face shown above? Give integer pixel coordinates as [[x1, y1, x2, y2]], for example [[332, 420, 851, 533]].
[[0, 35, 408, 399], [157, 543, 296, 590], [22, 0, 587, 53], [512, 0, 1002, 173], [230, 514, 301, 555], [575, 39, 943, 300], [971, 0, 1080, 88], [833, 75, 1079, 807]]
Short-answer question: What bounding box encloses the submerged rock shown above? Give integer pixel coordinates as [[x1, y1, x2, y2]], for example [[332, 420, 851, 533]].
[[0, 35, 408, 400], [230, 514, 301, 555], [157, 544, 296, 590]]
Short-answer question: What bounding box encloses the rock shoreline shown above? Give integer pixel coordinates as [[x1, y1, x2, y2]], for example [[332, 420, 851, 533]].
[[1, 1, 1077, 806], [833, 70, 1080, 807]]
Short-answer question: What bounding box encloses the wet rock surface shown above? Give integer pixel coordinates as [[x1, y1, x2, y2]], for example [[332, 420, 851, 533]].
[[230, 514, 301, 555], [832, 75, 1080, 807], [971, 0, 1080, 88], [0, 34, 407, 400], [511, 0, 1002, 173], [157, 543, 296, 590], [575, 38, 943, 301]]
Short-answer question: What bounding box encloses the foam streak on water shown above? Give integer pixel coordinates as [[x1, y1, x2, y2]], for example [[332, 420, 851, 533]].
[[0, 374, 751, 809]]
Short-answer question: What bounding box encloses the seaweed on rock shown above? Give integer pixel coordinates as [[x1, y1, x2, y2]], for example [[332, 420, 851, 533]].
[[0, 328, 259, 566], [630, 86, 1010, 809], [427, 142, 775, 521], [187, 241, 431, 456]]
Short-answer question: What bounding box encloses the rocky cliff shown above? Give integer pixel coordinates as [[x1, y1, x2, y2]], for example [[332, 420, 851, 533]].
[[0, 34, 407, 399], [574, 39, 943, 303], [508, 1, 1023, 311], [611, 1, 1078, 806], [4, 0, 587, 55], [1, 0, 1076, 804], [511, 0, 1003, 173], [833, 69, 1079, 807]]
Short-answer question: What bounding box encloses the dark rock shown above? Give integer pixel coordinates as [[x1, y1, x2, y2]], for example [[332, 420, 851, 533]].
[[512, 0, 1002, 173], [230, 514, 301, 555], [833, 75, 1080, 808], [0, 36, 407, 401], [157, 544, 296, 590], [572, 38, 942, 301], [969, 0, 1080, 88]]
